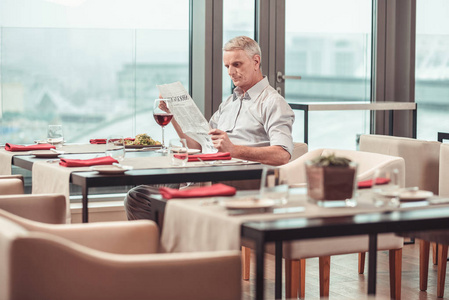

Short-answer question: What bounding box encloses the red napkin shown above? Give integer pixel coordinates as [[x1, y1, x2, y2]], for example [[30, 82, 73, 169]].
[[59, 156, 118, 167], [89, 138, 134, 144], [5, 143, 56, 151], [89, 139, 107, 144], [357, 177, 391, 189], [187, 152, 232, 162], [159, 183, 236, 199]]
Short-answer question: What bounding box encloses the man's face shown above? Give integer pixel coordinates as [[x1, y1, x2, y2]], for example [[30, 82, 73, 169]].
[[223, 49, 260, 92]]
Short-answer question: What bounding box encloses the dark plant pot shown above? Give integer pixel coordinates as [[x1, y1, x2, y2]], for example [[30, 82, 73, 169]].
[[306, 162, 357, 201]]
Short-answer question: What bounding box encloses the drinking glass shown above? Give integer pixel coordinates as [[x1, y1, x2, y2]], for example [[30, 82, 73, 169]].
[[259, 167, 289, 205], [47, 125, 64, 148], [372, 168, 400, 207], [105, 135, 125, 161], [153, 99, 173, 153], [169, 138, 189, 166]]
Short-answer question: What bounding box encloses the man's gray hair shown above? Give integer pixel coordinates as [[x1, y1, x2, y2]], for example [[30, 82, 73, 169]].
[[223, 36, 261, 60]]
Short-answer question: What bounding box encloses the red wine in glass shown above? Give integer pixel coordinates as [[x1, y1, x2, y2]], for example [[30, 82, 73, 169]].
[[153, 114, 173, 126], [153, 99, 173, 152]]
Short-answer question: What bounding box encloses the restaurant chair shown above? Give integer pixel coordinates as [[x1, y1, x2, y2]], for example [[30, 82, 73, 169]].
[[0, 209, 242, 300], [0, 174, 24, 195], [243, 148, 405, 299], [290, 142, 308, 161], [360, 134, 441, 260], [359, 134, 440, 194], [401, 143, 449, 297]]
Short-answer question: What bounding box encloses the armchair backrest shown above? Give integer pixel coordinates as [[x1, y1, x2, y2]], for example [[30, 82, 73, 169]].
[[360, 134, 441, 193], [0, 178, 24, 195], [0, 194, 66, 224], [440, 144, 449, 197], [290, 142, 308, 162], [280, 148, 405, 187]]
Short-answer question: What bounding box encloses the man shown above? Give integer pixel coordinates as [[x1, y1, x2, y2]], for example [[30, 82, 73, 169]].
[[125, 36, 295, 220], [171, 35, 295, 166]]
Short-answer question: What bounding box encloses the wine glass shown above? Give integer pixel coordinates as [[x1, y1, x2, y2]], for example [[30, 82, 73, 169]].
[[105, 135, 125, 161], [372, 168, 400, 207], [153, 99, 173, 153], [169, 138, 189, 166], [47, 125, 64, 148], [259, 167, 289, 205]]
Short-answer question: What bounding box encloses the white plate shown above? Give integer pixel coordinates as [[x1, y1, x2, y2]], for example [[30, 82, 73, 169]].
[[221, 198, 275, 210], [399, 190, 434, 201], [31, 150, 60, 158], [188, 149, 201, 155], [90, 165, 127, 175]]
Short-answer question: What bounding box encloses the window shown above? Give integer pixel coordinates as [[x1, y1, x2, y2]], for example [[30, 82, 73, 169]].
[[0, 0, 189, 145], [285, 0, 372, 149], [415, 0, 449, 140], [222, 0, 255, 101]]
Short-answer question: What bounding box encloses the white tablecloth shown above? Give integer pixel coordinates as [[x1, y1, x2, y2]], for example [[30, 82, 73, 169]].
[[160, 189, 439, 253]]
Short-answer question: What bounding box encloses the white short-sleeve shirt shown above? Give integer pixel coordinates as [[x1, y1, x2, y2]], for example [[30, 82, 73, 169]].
[[209, 77, 295, 156]]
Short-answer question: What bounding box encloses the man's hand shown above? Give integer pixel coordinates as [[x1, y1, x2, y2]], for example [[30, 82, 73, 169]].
[[209, 129, 235, 154], [158, 100, 171, 113]]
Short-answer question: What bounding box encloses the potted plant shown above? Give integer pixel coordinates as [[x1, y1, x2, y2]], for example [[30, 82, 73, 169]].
[[305, 153, 357, 202]]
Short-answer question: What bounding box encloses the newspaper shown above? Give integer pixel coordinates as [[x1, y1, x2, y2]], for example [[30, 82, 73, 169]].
[[157, 81, 217, 153]]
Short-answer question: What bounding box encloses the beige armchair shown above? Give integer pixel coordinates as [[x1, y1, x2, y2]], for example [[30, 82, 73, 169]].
[[403, 143, 449, 298], [243, 148, 405, 299], [0, 208, 242, 300], [359, 134, 441, 194]]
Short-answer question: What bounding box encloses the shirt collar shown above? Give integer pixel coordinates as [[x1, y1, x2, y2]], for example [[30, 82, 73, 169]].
[[232, 76, 269, 101]]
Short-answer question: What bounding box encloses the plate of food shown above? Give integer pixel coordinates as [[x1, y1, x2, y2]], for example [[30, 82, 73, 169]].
[[399, 190, 434, 201], [90, 165, 128, 175], [31, 150, 60, 158], [124, 133, 161, 149], [221, 197, 275, 210]]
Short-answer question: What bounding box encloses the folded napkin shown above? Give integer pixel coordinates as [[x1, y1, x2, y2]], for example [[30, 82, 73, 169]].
[[90, 138, 134, 144], [159, 183, 236, 199], [187, 152, 231, 162], [5, 143, 56, 151], [59, 156, 118, 167], [358, 177, 390, 189], [89, 139, 107, 144]]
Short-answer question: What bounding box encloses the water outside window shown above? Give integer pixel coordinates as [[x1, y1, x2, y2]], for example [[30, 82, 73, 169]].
[[415, 0, 449, 141], [285, 0, 372, 150], [0, 0, 189, 145]]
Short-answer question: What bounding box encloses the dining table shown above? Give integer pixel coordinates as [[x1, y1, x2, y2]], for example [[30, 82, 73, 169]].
[[155, 188, 449, 300], [8, 145, 265, 223]]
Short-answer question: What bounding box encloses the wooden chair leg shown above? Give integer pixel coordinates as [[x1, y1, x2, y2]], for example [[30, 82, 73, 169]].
[[285, 259, 305, 299], [242, 246, 251, 281], [420, 240, 431, 291], [389, 248, 402, 299], [433, 242, 439, 265], [358, 252, 366, 274], [437, 244, 448, 298], [319, 256, 331, 298]]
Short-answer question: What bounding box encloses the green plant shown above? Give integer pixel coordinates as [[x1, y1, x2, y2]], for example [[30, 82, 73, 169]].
[[310, 153, 352, 167]]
